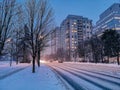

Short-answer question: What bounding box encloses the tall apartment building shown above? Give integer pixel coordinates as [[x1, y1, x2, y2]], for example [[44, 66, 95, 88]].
[[94, 3, 120, 36], [60, 15, 92, 61]]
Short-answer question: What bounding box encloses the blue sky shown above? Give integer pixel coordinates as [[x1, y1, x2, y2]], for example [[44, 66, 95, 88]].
[[4, 0, 119, 26], [49, 0, 119, 26]]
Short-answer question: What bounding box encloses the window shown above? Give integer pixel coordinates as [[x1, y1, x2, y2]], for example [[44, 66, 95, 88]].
[[84, 25, 86, 28], [74, 41, 77, 43], [72, 38, 74, 40], [74, 22, 76, 25], [75, 35, 77, 38], [77, 20, 80, 22]]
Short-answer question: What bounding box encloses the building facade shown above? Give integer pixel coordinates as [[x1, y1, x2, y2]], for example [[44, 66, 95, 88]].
[[60, 15, 92, 61], [94, 3, 120, 36]]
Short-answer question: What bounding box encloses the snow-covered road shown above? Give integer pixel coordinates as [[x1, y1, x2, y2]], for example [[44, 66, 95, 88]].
[[47, 62, 120, 90]]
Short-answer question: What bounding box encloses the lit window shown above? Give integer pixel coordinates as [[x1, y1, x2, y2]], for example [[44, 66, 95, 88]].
[[74, 30, 77, 32], [72, 47, 74, 49], [74, 22, 77, 25]]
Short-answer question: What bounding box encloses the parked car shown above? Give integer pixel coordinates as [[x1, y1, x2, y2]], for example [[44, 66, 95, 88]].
[[58, 60, 63, 63]]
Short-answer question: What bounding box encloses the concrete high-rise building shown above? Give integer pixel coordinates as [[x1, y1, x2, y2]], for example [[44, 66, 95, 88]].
[[94, 3, 120, 36], [60, 15, 92, 61]]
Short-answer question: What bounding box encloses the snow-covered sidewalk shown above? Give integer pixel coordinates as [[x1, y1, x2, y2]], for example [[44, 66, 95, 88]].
[[0, 64, 67, 90], [0, 62, 30, 79]]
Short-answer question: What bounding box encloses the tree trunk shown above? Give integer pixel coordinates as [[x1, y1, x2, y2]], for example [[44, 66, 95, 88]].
[[107, 56, 109, 63], [32, 56, 35, 73], [37, 51, 40, 67], [10, 59, 12, 67], [95, 56, 97, 63], [10, 54, 12, 67], [0, 43, 4, 55], [16, 55, 19, 64], [100, 49, 103, 63], [16, 54, 18, 64], [117, 53, 119, 65], [37, 42, 40, 67], [37, 58, 40, 67], [101, 53, 104, 63], [0, 51, 2, 56]]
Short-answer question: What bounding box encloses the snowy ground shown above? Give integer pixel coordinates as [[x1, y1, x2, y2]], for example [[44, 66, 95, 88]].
[[0, 63, 67, 90], [0, 61, 30, 79], [47, 62, 120, 90], [1, 61, 120, 90]]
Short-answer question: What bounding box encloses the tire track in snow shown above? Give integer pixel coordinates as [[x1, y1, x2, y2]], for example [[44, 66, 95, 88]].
[[48, 64, 111, 90], [60, 65, 120, 85], [52, 65, 111, 90], [64, 64, 120, 79]]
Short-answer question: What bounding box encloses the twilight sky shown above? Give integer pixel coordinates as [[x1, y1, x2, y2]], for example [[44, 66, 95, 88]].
[[15, 0, 120, 26], [49, 0, 119, 26]]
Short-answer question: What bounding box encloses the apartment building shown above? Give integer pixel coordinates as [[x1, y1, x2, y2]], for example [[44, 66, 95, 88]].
[[60, 15, 92, 61], [94, 3, 120, 36]]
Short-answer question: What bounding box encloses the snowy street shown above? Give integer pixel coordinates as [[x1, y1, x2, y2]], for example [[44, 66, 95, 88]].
[[1, 0, 120, 90], [47, 62, 120, 90], [0, 62, 120, 90]]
